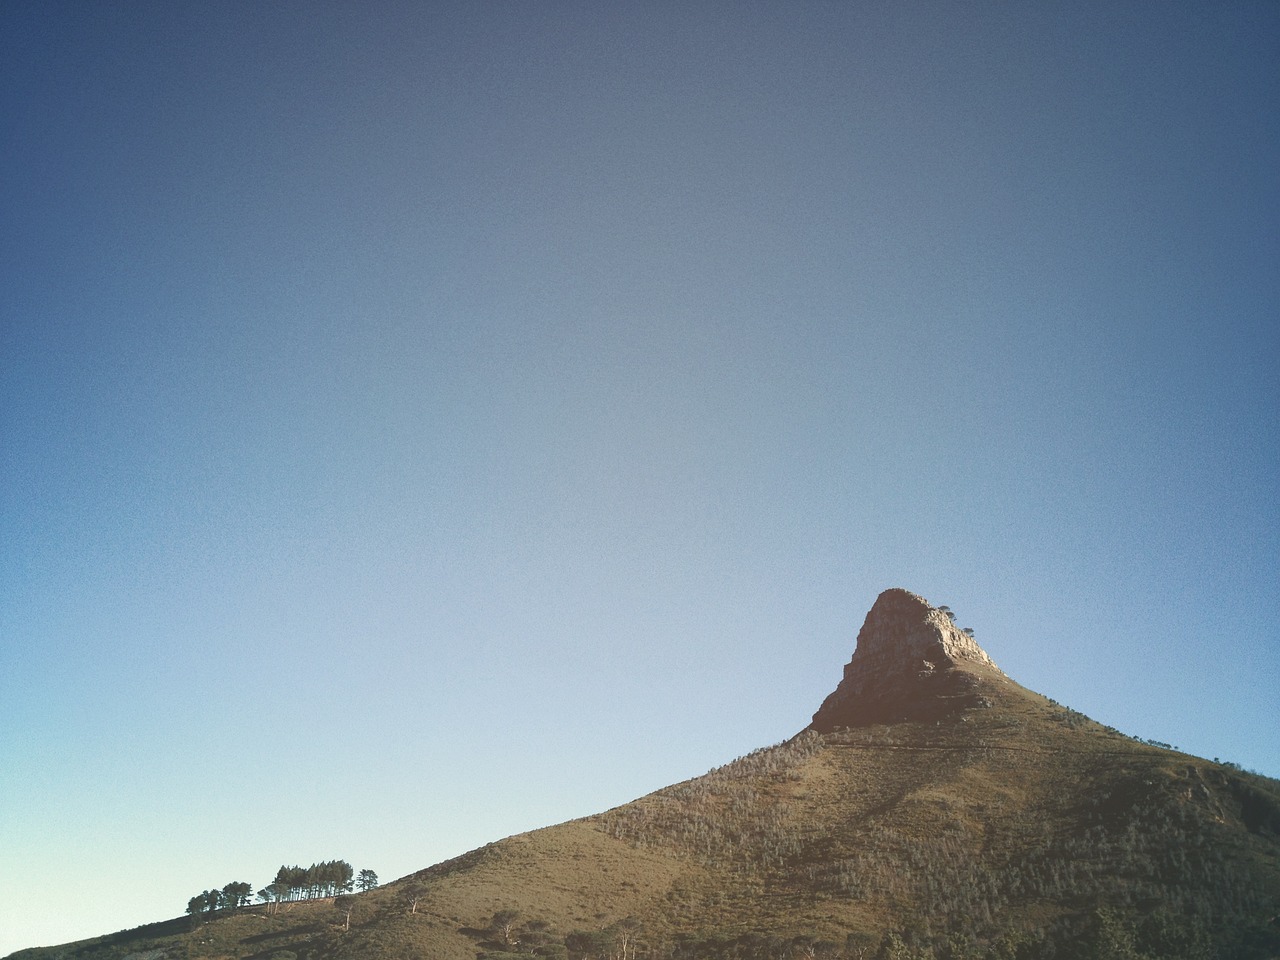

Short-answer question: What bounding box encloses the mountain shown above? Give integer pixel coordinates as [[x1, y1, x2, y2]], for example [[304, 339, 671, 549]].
[[11, 589, 1280, 960]]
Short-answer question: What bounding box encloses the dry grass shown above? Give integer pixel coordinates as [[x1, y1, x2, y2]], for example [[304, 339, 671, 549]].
[[12, 667, 1280, 960]]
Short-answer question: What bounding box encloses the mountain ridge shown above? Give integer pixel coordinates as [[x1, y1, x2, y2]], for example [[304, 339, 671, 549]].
[[10, 589, 1280, 960]]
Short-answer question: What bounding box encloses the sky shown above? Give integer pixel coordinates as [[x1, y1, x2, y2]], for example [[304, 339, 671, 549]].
[[1, 0, 1277, 955]]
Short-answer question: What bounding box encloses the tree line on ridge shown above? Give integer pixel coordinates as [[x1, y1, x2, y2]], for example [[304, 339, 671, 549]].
[[185, 860, 378, 919]]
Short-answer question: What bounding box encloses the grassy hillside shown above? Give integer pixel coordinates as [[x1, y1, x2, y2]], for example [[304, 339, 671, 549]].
[[11, 591, 1280, 960], [13, 666, 1280, 960]]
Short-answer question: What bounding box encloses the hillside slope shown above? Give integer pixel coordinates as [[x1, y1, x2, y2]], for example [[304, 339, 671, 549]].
[[11, 589, 1280, 960]]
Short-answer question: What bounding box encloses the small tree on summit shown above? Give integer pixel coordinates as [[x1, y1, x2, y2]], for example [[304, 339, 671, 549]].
[[356, 868, 378, 891]]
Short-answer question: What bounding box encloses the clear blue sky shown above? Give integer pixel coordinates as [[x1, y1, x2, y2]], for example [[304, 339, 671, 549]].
[[2, 1, 1277, 955]]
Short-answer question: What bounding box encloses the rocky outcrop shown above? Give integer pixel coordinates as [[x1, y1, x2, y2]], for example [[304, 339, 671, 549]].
[[809, 588, 1004, 731]]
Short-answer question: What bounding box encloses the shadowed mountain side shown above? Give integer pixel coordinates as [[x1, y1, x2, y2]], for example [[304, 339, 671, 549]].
[[9, 589, 1280, 960]]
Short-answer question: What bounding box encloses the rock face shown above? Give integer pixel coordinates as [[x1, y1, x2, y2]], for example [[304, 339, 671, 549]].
[[809, 588, 1004, 731]]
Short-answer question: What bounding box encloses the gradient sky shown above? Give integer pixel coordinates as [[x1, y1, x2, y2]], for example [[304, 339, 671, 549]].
[[2, 1, 1277, 955]]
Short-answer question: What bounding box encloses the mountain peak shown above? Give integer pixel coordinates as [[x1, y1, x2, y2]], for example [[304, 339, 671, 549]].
[[850, 588, 998, 668], [809, 588, 1004, 731]]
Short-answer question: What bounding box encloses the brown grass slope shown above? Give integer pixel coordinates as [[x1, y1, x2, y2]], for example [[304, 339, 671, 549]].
[[11, 592, 1280, 960]]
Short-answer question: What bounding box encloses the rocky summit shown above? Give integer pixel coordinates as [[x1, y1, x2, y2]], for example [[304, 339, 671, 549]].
[[809, 587, 1007, 730]]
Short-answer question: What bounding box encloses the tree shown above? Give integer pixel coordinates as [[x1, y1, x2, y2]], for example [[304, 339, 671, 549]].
[[566, 929, 615, 960], [260, 881, 290, 914], [614, 918, 645, 960], [334, 894, 356, 932], [274, 865, 305, 900], [874, 933, 917, 960], [491, 909, 521, 947], [519, 918, 556, 954], [257, 884, 290, 914], [328, 860, 355, 895], [845, 932, 877, 960], [356, 868, 379, 892], [222, 880, 252, 910], [273, 860, 354, 900], [400, 881, 426, 915]]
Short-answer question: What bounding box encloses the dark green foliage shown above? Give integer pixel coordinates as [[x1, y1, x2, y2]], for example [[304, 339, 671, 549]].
[[183, 887, 224, 916], [184, 862, 357, 923], [222, 880, 252, 910], [272, 860, 356, 900], [565, 928, 616, 960], [490, 910, 521, 946], [259, 881, 291, 912]]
